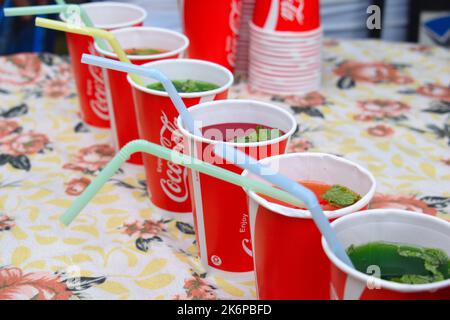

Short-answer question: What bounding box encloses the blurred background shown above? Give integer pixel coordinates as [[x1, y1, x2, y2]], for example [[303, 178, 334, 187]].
[[0, 0, 449, 55]]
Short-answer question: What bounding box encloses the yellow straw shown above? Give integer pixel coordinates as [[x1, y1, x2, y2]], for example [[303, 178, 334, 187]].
[[35, 17, 143, 85]]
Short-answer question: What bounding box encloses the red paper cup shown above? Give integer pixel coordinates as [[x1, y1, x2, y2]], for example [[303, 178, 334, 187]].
[[177, 100, 297, 275], [252, 0, 320, 32], [95, 27, 189, 164], [61, 2, 147, 128], [180, 0, 242, 72], [128, 59, 233, 215], [243, 153, 376, 299], [322, 209, 450, 300]]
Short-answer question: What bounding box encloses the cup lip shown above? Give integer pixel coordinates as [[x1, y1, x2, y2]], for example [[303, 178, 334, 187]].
[[250, 61, 322, 71], [242, 152, 376, 219], [126, 59, 234, 98], [321, 209, 450, 292], [250, 21, 323, 38], [176, 99, 298, 148], [81, 1, 147, 29], [94, 27, 189, 61]]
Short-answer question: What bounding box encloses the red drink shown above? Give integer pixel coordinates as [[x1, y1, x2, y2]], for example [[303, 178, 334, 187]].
[[177, 100, 297, 275], [201, 122, 283, 142], [260, 180, 360, 211]]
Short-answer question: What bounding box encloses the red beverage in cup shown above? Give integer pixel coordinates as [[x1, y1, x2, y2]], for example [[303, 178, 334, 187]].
[[243, 153, 376, 299], [252, 0, 320, 32], [95, 27, 189, 164], [61, 2, 147, 128], [180, 0, 242, 71], [322, 209, 450, 300], [128, 59, 233, 215], [177, 100, 297, 275]]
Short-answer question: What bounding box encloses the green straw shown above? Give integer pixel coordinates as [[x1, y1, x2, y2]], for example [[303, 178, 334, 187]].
[[3, 4, 67, 16], [60, 140, 305, 226], [3, 1, 108, 50]]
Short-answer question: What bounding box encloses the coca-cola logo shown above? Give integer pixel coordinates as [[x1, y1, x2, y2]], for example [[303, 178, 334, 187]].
[[280, 0, 305, 25], [159, 111, 189, 203], [242, 239, 253, 257], [87, 44, 109, 120], [226, 0, 241, 68]]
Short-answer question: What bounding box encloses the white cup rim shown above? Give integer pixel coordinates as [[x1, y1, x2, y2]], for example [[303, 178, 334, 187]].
[[242, 152, 376, 219], [94, 27, 189, 61], [321, 209, 450, 292], [126, 59, 234, 98], [84, 2, 146, 29], [176, 99, 298, 148]]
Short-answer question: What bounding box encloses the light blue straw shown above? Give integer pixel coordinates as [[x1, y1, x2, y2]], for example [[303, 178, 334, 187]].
[[80, 54, 354, 268], [81, 54, 196, 134]]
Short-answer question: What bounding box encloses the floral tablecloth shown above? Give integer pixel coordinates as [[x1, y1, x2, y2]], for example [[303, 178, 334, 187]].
[[0, 39, 449, 300]]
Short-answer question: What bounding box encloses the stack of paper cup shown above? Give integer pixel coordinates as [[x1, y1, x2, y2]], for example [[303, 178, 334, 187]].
[[235, 0, 256, 74], [248, 0, 322, 95]]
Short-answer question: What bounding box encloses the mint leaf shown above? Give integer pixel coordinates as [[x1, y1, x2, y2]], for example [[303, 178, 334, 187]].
[[128, 48, 163, 55], [398, 246, 448, 282], [322, 185, 361, 208], [146, 80, 219, 93], [392, 274, 436, 284], [233, 126, 282, 143]]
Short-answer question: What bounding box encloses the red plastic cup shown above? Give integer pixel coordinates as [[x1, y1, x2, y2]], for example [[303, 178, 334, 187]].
[[61, 2, 147, 128], [252, 0, 320, 32], [180, 0, 242, 71], [128, 59, 233, 215], [95, 27, 189, 164], [177, 100, 297, 275], [243, 153, 376, 299], [322, 209, 450, 300]]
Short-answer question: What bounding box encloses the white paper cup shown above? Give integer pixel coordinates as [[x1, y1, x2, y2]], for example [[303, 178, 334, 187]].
[[75, 1, 147, 29]]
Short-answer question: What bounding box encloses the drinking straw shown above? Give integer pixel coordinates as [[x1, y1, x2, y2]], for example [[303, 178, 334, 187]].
[[35, 18, 141, 84], [4, 2, 108, 50], [75, 55, 354, 267], [60, 139, 305, 226]]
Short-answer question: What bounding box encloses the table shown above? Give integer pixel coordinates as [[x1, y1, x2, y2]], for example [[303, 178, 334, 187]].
[[0, 40, 449, 300]]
